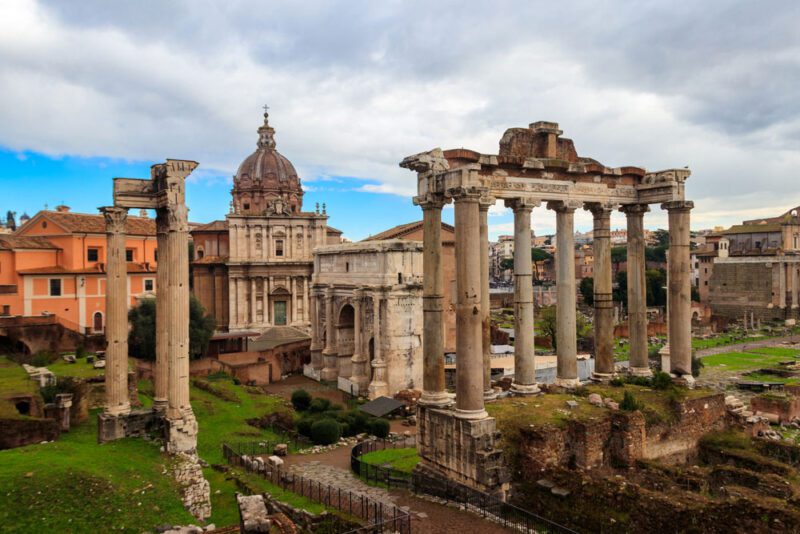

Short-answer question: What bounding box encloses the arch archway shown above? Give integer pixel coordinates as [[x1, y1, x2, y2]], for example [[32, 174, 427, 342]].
[[0, 335, 30, 356], [92, 311, 104, 333], [337, 304, 355, 378]]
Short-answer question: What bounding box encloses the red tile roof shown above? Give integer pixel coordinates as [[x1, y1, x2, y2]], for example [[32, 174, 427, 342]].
[[17, 263, 156, 275], [25, 210, 156, 236], [0, 235, 58, 250], [362, 220, 455, 242]]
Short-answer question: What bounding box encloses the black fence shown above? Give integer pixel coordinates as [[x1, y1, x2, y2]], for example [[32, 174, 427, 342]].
[[412, 469, 579, 534], [350, 436, 417, 490], [222, 442, 412, 534]]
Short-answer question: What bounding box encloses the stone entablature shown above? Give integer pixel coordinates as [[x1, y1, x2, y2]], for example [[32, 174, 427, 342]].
[[309, 240, 423, 398]]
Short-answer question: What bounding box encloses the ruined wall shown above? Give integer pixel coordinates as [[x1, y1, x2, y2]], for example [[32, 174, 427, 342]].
[[0, 417, 60, 449], [709, 262, 794, 321]]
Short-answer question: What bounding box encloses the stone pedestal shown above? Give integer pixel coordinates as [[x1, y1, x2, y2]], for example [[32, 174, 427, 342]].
[[415, 404, 509, 497], [165, 410, 200, 454], [97, 409, 160, 444]]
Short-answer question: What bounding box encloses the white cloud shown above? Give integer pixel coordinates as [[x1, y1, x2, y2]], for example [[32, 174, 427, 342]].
[[0, 0, 798, 231]]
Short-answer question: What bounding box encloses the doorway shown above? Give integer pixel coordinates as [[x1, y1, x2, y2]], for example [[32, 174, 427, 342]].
[[274, 301, 287, 325]]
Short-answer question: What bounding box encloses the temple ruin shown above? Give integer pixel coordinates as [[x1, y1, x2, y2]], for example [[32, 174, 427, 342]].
[[97, 159, 210, 519], [401, 121, 695, 495]]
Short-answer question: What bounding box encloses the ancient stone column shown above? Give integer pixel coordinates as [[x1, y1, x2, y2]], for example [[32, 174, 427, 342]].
[[303, 277, 309, 322], [778, 261, 787, 309], [549, 201, 580, 388], [663, 201, 694, 384], [101, 206, 130, 416], [321, 286, 338, 381], [292, 276, 298, 323], [505, 197, 540, 395], [479, 196, 497, 400], [249, 278, 257, 325], [792, 264, 800, 309], [153, 209, 169, 412], [588, 203, 615, 379], [453, 187, 488, 419], [622, 204, 652, 377], [350, 290, 369, 392], [309, 289, 323, 371], [166, 200, 192, 420], [416, 194, 449, 406], [228, 277, 238, 329], [369, 291, 389, 398]]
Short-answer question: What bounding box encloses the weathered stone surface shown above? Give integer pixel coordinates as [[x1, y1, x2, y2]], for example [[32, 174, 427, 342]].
[[172, 452, 211, 521], [237, 493, 272, 533]]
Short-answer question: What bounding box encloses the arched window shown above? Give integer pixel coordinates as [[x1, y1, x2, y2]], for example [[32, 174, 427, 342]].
[[93, 312, 104, 333]]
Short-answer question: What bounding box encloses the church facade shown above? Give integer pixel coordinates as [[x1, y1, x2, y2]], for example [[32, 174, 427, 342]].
[[191, 111, 342, 333]]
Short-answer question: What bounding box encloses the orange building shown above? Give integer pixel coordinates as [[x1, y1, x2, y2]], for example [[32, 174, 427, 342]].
[[0, 206, 157, 334]]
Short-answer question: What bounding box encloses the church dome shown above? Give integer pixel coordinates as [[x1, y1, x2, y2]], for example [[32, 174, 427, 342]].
[[232, 110, 304, 215]]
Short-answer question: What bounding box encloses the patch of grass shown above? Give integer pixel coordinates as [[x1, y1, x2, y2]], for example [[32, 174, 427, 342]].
[[743, 372, 800, 385], [702, 351, 790, 371], [47, 359, 105, 379], [0, 356, 39, 418], [360, 448, 420, 474], [0, 411, 194, 532], [235, 469, 326, 514], [747, 346, 800, 358]]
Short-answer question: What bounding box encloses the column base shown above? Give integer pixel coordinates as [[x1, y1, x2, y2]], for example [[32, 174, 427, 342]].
[[671, 373, 696, 388], [419, 390, 452, 407], [453, 408, 489, 420], [368, 381, 389, 399], [152, 399, 168, 414], [590, 372, 617, 382], [165, 409, 199, 454], [97, 409, 160, 443], [510, 382, 541, 396], [484, 388, 499, 401], [554, 377, 581, 389], [350, 375, 370, 393], [628, 366, 653, 377]]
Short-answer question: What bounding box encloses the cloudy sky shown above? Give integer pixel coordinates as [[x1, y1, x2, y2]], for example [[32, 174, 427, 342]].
[[1, 0, 798, 240]]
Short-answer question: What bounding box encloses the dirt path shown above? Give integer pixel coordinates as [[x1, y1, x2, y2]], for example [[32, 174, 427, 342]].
[[695, 335, 800, 358]]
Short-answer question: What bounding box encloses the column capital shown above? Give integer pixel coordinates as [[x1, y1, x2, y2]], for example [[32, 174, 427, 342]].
[[504, 197, 540, 212], [100, 206, 128, 234], [546, 199, 581, 213], [661, 200, 694, 212], [165, 203, 189, 232], [619, 203, 651, 216], [478, 195, 496, 211], [584, 202, 616, 218], [414, 193, 448, 210], [448, 186, 486, 202]]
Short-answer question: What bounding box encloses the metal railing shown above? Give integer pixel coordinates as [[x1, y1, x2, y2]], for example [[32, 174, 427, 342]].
[[351, 436, 417, 490], [222, 442, 412, 534]]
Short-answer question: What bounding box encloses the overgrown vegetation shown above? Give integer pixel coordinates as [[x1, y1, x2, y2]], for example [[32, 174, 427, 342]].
[[292, 389, 392, 444], [128, 295, 215, 360], [360, 447, 420, 474]]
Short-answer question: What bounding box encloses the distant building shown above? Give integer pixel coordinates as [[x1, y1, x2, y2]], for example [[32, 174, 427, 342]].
[[709, 205, 800, 322]]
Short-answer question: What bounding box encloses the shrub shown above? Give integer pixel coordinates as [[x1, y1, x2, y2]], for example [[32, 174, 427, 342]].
[[620, 391, 641, 412], [610, 377, 625, 387], [291, 389, 312, 411], [31, 350, 57, 367], [311, 418, 341, 445], [369, 418, 391, 438], [75, 345, 89, 359], [339, 422, 351, 437], [651, 371, 672, 390], [296, 417, 314, 438], [692, 354, 704, 377], [309, 397, 332, 413]]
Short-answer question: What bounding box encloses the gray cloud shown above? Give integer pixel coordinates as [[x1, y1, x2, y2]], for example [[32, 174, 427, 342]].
[[2, 0, 799, 228]]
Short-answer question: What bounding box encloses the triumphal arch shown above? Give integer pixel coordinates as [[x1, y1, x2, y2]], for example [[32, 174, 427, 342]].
[[401, 121, 694, 495]]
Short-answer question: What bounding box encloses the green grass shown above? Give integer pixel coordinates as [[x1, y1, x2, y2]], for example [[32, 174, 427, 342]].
[[0, 411, 194, 533], [702, 351, 795, 372], [0, 356, 38, 418], [360, 448, 420, 474], [47, 358, 105, 379], [747, 346, 800, 358]]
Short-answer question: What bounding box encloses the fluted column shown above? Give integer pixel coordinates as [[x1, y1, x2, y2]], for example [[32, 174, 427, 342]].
[[166, 201, 191, 419], [663, 201, 694, 384], [368, 291, 389, 398], [292, 276, 298, 323], [101, 206, 130, 416], [587, 203, 615, 379], [321, 286, 338, 381], [453, 187, 488, 419], [416, 194, 449, 406], [228, 277, 238, 329], [778, 261, 787, 309], [303, 277, 310, 322], [249, 277, 257, 325], [549, 201, 580, 388], [479, 196, 498, 400], [153, 209, 169, 411], [350, 290, 369, 391], [505, 197, 540, 395], [792, 265, 800, 309], [622, 204, 651, 377]]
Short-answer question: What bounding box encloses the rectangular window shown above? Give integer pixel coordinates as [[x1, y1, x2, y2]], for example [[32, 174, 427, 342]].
[[50, 279, 62, 296], [126, 249, 134, 262], [144, 279, 154, 292], [275, 240, 284, 257], [87, 248, 99, 262], [1, 305, 9, 316]]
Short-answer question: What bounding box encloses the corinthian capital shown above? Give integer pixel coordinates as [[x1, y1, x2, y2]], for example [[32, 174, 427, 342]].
[[546, 200, 582, 213], [504, 197, 540, 213], [661, 200, 694, 212], [620, 203, 650, 216], [166, 204, 189, 233], [101, 206, 128, 235], [413, 193, 448, 210]]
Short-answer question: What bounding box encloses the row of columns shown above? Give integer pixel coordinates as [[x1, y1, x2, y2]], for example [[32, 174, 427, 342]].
[[417, 191, 696, 418], [229, 275, 309, 328], [102, 200, 193, 421], [229, 222, 317, 261], [774, 261, 800, 309]]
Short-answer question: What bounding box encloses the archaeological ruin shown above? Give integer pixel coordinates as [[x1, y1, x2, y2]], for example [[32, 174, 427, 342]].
[[402, 121, 696, 495], [97, 159, 211, 520]]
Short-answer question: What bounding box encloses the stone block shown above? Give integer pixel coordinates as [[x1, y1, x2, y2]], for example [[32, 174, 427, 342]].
[[268, 455, 284, 468], [273, 443, 288, 457], [237, 493, 272, 533]]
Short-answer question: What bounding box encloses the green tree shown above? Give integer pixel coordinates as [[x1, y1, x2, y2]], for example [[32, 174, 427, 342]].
[[128, 294, 216, 361], [500, 258, 514, 271], [614, 271, 628, 304], [652, 229, 670, 247], [645, 269, 667, 307], [579, 277, 594, 306], [691, 285, 700, 302], [538, 305, 590, 352]]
